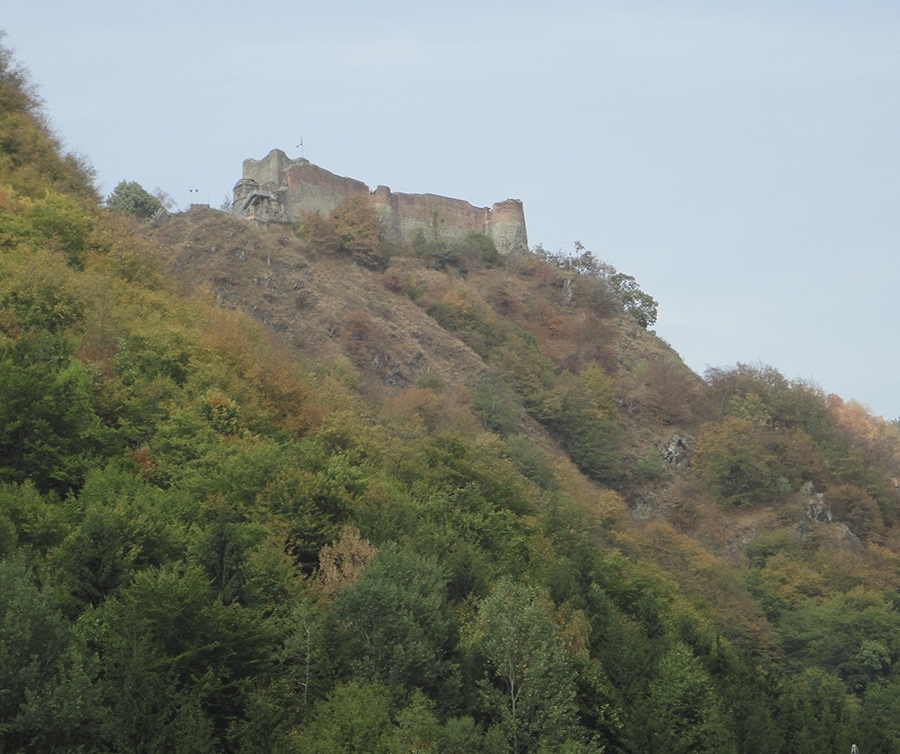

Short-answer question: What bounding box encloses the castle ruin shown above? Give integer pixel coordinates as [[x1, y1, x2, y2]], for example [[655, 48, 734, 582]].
[[232, 149, 528, 255]]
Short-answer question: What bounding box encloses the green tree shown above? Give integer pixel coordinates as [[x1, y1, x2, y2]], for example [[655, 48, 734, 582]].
[[465, 579, 581, 754], [281, 597, 342, 712], [473, 368, 523, 436], [84, 563, 273, 753], [638, 642, 736, 754], [0, 249, 86, 334], [296, 680, 393, 754], [388, 690, 442, 753], [106, 180, 163, 220], [858, 682, 900, 754], [780, 590, 900, 695], [538, 364, 621, 483], [693, 417, 785, 507], [333, 544, 453, 695], [777, 668, 858, 754], [608, 272, 658, 329], [49, 466, 186, 613], [28, 193, 96, 267], [0, 555, 99, 752], [458, 232, 500, 269], [0, 335, 101, 494]]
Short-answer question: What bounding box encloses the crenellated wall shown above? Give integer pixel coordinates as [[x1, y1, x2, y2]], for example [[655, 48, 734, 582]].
[[233, 149, 527, 254]]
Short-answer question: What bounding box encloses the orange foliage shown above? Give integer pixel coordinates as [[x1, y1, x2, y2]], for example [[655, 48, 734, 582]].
[[198, 305, 312, 436], [316, 527, 376, 598], [828, 395, 900, 475], [825, 483, 885, 543], [385, 386, 444, 433], [639, 356, 702, 425], [125, 445, 156, 476], [484, 284, 527, 320]]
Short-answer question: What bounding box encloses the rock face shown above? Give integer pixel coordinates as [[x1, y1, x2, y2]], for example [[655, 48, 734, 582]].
[[660, 434, 693, 467], [800, 481, 833, 523], [232, 149, 528, 255]]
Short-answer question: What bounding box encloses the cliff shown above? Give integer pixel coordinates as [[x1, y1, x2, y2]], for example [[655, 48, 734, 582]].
[[232, 149, 528, 254]]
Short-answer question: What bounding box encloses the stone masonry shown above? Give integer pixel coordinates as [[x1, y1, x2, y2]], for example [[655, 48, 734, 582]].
[[232, 149, 528, 255]]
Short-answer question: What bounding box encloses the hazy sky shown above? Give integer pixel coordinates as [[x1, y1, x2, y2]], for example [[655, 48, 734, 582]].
[[5, 2, 900, 419]]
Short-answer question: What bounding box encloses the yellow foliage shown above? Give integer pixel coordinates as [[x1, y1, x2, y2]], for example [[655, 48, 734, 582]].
[[594, 490, 629, 530], [577, 362, 617, 421], [829, 395, 900, 474], [550, 601, 592, 661], [814, 544, 900, 594]]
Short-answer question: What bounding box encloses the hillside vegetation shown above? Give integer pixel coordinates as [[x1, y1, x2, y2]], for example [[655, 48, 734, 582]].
[[3, 40, 900, 754]]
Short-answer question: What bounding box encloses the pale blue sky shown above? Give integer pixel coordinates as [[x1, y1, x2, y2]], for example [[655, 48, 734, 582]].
[[5, 2, 900, 418]]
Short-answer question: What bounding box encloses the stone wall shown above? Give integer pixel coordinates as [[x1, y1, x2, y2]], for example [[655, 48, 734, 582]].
[[233, 149, 527, 254]]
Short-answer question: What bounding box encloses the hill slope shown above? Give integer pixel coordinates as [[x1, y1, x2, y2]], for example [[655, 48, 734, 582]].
[[4, 40, 900, 754]]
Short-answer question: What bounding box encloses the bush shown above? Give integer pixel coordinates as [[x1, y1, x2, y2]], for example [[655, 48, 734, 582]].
[[412, 230, 498, 272], [472, 369, 522, 436], [331, 195, 386, 269], [504, 435, 558, 490], [537, 365, 621, 483], [458, 232, 499, 269], [635, 448, 666, 482]]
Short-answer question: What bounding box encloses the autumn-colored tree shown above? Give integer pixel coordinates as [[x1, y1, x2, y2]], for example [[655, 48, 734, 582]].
[[316, 527, 375, 598], [331, 195, 386, 269], [694, 417, 785, 507]]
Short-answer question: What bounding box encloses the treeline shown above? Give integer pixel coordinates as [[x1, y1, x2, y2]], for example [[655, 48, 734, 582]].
[[4, 37, 900, 754]]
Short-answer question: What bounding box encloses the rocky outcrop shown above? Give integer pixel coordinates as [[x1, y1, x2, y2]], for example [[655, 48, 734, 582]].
[[232, 149, 528, 255], [800, 480, 833, 523], [660, 434, 693, 467]]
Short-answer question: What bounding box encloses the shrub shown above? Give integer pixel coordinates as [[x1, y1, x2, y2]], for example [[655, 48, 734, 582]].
[[472, 369, 522, 436], [635, 448, 666, 482], [297, 195, 386, 269], [331, 195, 386, 270]]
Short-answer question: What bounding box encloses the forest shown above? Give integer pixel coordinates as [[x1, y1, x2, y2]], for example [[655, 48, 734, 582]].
[[3, 39, 900, 754]]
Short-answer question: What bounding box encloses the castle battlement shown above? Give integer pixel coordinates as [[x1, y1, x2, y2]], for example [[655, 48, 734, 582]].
[[232, 149, 527, 255]]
